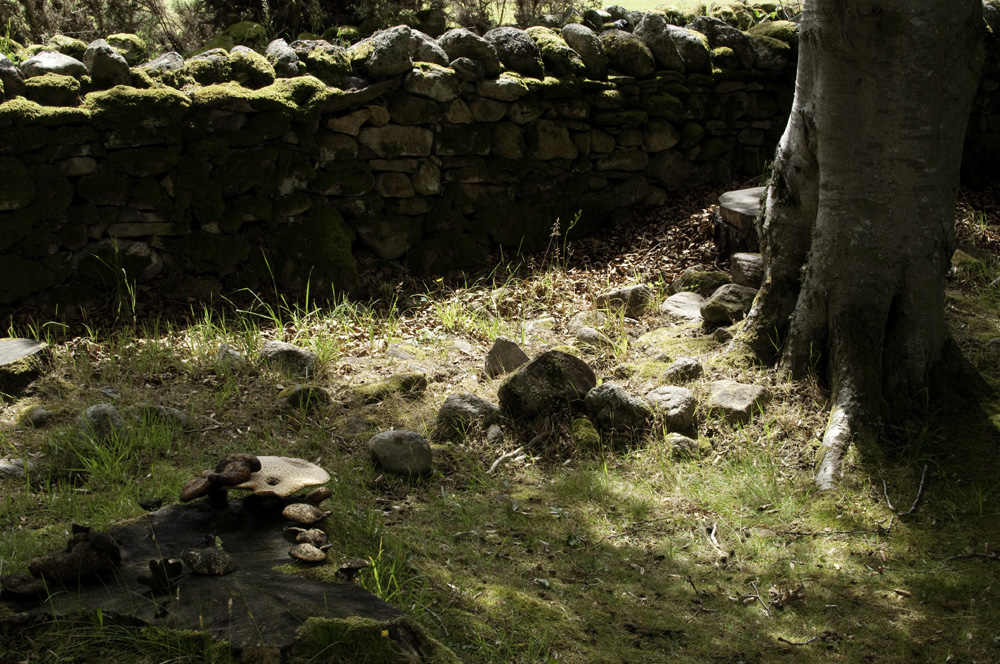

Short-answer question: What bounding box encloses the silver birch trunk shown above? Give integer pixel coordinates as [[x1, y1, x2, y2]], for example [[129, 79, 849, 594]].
[[734, 0, 985, 488]]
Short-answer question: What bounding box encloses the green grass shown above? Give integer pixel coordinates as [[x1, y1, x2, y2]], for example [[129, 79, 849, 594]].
[[1, 196, 999, 663]]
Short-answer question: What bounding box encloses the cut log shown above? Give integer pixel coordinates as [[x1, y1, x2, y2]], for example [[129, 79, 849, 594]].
[[0, 339, 51, 400], [713, 186, 765, 258]]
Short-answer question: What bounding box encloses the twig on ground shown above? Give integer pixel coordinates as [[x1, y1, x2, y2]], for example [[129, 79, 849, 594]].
[[946, 552, 1000, 563], [778, 636, 819, 646], [488, 425, 550, 474], [897, 465, 929, 516], [685, 575, 715, 621], [741, 582, 771, 617], [882, 479, 895, 511], [775, 528, 882, 537], [705, 521, 728, 558], [597, 517, 673, 543]]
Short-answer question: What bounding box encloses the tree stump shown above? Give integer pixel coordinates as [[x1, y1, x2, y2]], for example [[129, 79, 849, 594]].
[[0, 339, 51, 400], [713, 186, 765, 258]]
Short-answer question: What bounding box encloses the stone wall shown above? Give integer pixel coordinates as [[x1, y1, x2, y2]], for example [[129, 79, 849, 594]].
[[13, 6, 998, 313]]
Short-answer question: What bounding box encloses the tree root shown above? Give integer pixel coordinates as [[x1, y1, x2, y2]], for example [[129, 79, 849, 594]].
[[815, 403, 853, 491]]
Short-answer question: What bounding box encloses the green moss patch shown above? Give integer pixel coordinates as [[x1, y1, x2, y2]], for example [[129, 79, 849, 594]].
[[82, 86, 191, 128]]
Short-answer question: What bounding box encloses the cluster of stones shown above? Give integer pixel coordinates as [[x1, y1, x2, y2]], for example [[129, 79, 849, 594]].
[[0, 4, 798, 312]]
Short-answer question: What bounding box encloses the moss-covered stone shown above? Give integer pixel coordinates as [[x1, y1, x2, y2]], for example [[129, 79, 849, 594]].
[[591, 110, 648, 126], [172, 231, 251, 276], [747, 20, 799, 47], [678, 121, 705, 149], [185, 49, 231, 85], [46, 34, 87, 60], [24, 73, 80, 107], [695, 135, 734, 161], [301, 44, 351, 87], [572, 417, 602, 450], [351, 372, 427, 403], [406, 230, 488, 273], [271, 202, 359, 295], [228, 21, 268, 50], [599, 29, 655, 78], [640, 92, 685, 123], [82, 85, 191, 128], [525, 26, 587, 77], [230, 48, 276, 89], [106, 33, 148, 66], [0, 254, 55, 304], [0, 157, 36, 212]]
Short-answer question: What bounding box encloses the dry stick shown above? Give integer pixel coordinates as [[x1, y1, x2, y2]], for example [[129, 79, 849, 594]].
[[946, 552, 1000, 563], [897, 465, 929, 516], [743, 582, 771, 617], [685, 575, 715, 622], [778, 636, 819, 646], [598, 517, 672, 543], [488, 427, 549, 475], [882, 479, 896, 512], [774, 528, 882, 537]]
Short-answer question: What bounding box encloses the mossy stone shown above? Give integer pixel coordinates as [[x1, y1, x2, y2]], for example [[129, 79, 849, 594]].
[[185, 49, 231, 85], [591, 110, 648, 126], [679, 121, 705, 149], [525, 26, 587, 77], [302, 45, 351, 87], [572, 417, 602, 450], [106, 33, 148, 66], [640, 92, 685, 123], [695, 135, 733, 162], [271, 202, 360, 295], [406, 230, 488, 273], [46, 35, 87, 60], [0, 157, 36, 212], [0, 255, 55, 304], [230, 48, 276, 89], [0, 96, 91, 127], [747, 20, 798, 47], [599, 29, 655, 78], [82, 85, 191, 128], [24, 73, 80, 107]]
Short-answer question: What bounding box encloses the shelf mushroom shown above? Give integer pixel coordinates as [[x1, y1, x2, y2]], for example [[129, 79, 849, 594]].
[[180, 455, 330, 507]]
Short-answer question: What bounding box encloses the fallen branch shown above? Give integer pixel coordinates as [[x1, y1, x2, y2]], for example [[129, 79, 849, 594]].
[[945, 552, 1000, 563], [685, 575, 715, 621], [778, 636, 819, 646], [882, 479, 895, 512], [487, 426, 550, 474], [897, 465, 929, 517], [774, 528, 883, 537], [741, 582, 771, 617], [597, 517, 672, 543]]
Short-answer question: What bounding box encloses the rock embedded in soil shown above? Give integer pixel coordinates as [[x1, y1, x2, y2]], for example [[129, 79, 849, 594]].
[[707, 379, 770, 423], [576, 326, 615, 350], [567, 310, 608, 335], [485, 337, 530, 378], [571, 417, 602, 449], [77, 403, 125, 441], [0, 458, 35, 480], [279, 384, 332, 411], [662, 356, 703, 382], [351, 372, 427, 403], [497, 350, 597, 418], [259, 340, 319, 378], [367, 430, 433, 476], [669, 265, 731, 297], [584, 382, 653, 431], [594, 284, 657, 318], [664, 432, 704, 459], [700, 283, 759, 324], [436, 392, 501, 437], [645, 385, 697, 432]]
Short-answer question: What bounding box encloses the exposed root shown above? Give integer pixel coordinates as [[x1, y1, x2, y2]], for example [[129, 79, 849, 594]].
[[814, 403, 853, 491]]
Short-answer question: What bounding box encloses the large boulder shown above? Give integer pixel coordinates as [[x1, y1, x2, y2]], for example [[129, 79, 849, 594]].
[[585, 382, 653, 431], [599, 29, 655, 78], [498, 350, 597, 418], [106, 33, 148, 66], [484, 27, 544, 78], [364, 25, 414, 78], [686, 16, 755, 69], [559, 23, 607, 80], [229, 46, 276, 88], [437, 28, 501, 78], [84, 39, 131, 89], [368, 430, 432, 475], [409, 29, 449, 66]]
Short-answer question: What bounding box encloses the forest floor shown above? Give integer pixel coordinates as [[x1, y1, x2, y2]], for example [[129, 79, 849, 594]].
[[1, 183, 1000, 663]]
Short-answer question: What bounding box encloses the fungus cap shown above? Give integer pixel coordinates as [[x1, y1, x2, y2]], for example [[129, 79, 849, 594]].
[[231, 456, 330, 497]]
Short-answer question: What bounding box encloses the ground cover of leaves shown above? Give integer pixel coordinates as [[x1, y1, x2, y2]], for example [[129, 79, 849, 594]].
[[2, 184, 1000, 663]]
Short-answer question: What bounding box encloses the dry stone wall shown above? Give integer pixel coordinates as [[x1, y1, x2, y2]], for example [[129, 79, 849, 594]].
[[0, 16, 819, 312]]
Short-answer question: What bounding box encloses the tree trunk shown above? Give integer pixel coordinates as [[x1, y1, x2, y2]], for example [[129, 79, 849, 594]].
[[734, 0, 985, 488]]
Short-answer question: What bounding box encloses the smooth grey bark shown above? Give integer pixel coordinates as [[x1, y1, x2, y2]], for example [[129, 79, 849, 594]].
[[735, 0, 985, 488]]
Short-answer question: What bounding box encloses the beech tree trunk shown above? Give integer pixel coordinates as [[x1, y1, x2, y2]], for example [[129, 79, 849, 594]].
[[734, 0, 985, 488]]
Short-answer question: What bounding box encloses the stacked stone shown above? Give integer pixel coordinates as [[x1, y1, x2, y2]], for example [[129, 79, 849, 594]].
[[0, 12, 801, 312]]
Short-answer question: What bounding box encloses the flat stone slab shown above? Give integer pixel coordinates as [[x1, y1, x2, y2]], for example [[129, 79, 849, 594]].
[[0, 502, 449, 660], [707, 379, 770, 423], [659, 291, 705, 319], [0, 339, 52, 399]]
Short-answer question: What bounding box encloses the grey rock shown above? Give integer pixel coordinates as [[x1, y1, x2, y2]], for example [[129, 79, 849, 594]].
[[476, 74, 529, 101], [498, 350, 597, 418], [368, 430, 433, 475], [585, 382, 653, 431], [567, 310, 608, 335], [20, 51, 88, 78], [645, 385, 697, 432], [410, 29, 449, 65], [0, 54, 26, 99], [365, 25, 414, 78], [182, 547, 237, 576], [595, 284, 656, 318], [707, 379, 769, 423], [404, 62, 461, 101], [665, 25, 712, 73], [99, 385, 120, 400], [659, 291, 705, 320], [635, 12, 686, 72], [83, 39, 131, 88], [450, 56, 485, 81], [485, 337, 530, 378], [663, 356, 703, 382], [731, 252, 764, 289], [265, 39, 299, 77], [484, 27, 544, 78], [259, 340, 318, 378], [700, 283, 758, 324], [485, 424, 505, 445], [216, 343, 250, 370], [686, 16, 754, 68], [22, 406, 54, 428], [141, 51, 184, 72], [713, 326, 734, 342], [576, 326, 615, 350], [436, 392, 501, 436], [437, 28, 501, 78], [664, 432, 703, 459], [0, 458, 35, 480], [77, 404, 125, 441]]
